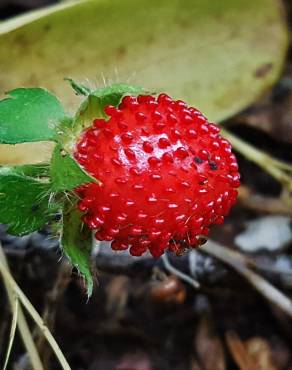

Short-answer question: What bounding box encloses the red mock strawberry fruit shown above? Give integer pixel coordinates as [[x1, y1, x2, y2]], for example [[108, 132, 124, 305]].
[[74, 94, 240, 257]]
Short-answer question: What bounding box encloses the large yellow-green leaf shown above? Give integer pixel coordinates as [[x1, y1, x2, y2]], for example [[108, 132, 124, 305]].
[[0, 0, 288, 163]]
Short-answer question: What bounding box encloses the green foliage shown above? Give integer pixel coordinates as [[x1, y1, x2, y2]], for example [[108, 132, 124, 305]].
[[61, 202, 94, 296], [0, 88, 67, 144], [0, 172, 53, 235], [50, 144, 97, 192]]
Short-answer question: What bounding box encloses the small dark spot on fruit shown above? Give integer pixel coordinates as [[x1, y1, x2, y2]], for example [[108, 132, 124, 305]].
[[254, 63, 273, 78], [194, 157, 203, 164], [209, 161, 218, 171]]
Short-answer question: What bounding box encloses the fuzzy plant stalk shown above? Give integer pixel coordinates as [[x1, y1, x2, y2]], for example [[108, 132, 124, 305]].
[[0, 81, 240, 295]]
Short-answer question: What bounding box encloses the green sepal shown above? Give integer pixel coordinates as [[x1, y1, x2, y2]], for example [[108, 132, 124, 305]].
[[65, 78, 91, 96], [0, 88, 67, 144], [74, 83, 145, 129], [0, 172, 55, 235], [50, 144, 98, 192], [61, 200, 94, 297]]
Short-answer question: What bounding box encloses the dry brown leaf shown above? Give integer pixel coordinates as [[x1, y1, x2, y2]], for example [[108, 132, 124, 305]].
[[225, 331, 279, 370], [245, 337, 278, 370], [195, 315, 226, 370]]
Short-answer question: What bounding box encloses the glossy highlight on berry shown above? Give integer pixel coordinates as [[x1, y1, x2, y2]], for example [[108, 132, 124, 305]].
[[74, 93, 240, 257]]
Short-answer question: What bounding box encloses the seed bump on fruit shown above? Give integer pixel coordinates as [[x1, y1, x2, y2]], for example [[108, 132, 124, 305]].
[[194, 156, 203, 164], [209, 161, 218, 171]]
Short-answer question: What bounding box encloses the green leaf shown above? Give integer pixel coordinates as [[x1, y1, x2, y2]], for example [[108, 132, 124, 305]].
[[75, 83, 144, 128], [50, 144, 97, 192], [0, 88, 67, 144], [61, 202, 93, 296], [0, 0, 288, 122], [0, 173, 52, 235]]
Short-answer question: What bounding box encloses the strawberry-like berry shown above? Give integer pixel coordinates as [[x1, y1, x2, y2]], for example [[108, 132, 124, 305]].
[[74, 94, 240, 257]]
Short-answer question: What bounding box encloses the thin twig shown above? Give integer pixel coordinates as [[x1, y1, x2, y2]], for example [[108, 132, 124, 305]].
[[0, 248, 71, 370], [202, 240, 292, 317], [238, 185, 292, 216], [0, 244, 44, 370], [161, 253, 200, 289], [3, 295, 18, 370], [221, 128, 292, 193]]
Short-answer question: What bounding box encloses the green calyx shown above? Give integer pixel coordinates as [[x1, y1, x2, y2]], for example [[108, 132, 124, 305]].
[[0, 81, 144, 295]]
